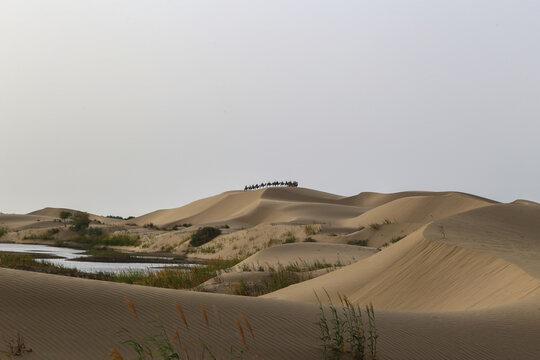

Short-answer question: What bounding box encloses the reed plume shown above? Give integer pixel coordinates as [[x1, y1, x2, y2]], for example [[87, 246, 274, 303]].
[[234, 317, 247, 348], [110, 348, 124, 360], [175, 300, 189, 329], [200, 303, 209, 328], [241, 314, 254, 340], [123, 296, 138, 320]]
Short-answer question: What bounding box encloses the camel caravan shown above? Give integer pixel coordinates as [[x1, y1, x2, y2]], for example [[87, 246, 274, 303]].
[[244, 181, 299, 191]]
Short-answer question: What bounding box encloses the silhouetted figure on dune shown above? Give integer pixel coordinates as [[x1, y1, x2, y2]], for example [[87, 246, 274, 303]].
[[243, 181, 299, 191]]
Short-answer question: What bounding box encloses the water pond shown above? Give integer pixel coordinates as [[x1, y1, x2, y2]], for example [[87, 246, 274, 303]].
[[0, 243, 189, 273]]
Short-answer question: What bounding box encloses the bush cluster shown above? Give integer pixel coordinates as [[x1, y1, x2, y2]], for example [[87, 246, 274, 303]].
[[189, 227, 221, 247]]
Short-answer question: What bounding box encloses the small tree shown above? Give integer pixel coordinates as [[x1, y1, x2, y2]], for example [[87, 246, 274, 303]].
[[70, 212, 90, 233], [59, 211, 72, 227]]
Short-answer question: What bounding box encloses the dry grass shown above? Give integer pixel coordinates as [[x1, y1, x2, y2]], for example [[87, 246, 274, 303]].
[[113, 298, 252, 359], [4, 332, 32, 357]]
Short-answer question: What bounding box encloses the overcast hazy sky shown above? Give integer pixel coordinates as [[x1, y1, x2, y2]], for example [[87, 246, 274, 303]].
[[1, 1, 539, 217]]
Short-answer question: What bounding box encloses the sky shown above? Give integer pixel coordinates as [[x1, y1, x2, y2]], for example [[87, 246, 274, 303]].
[[1, 1, 539, 217]]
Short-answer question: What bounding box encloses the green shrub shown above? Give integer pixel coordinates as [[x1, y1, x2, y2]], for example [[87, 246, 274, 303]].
[[0, 227, 8, 237], [347, 240, 368, 246], [70, 212, 90, 233], [391, 235, 405, 243], [282, 231, 297, 244], [87, 227, 103, 237], [105, 233, 140, 246], [58, 233, 140, 247], [59, 211, 72, 226], [284, 236, 297, 244], [189, 227, 221, 247], [47, 228, 60, 235], [304, 224, 321, 236], [171, 223, 192, 231], [304, 237, 317, 242]]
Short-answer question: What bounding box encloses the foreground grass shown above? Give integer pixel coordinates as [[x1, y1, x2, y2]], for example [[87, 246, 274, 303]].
[[111, 294, 378, 359], [317, 292, 378, 360], [112, 298, 252, 359]]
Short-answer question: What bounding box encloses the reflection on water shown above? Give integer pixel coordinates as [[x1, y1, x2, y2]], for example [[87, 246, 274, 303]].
[[0, 243, 185, 274]]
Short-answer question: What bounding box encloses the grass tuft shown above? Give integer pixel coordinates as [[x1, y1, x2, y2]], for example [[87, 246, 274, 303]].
[[316, 291, 378, 359], [368, 223, 381, 230], [304, 224, 321, 236]]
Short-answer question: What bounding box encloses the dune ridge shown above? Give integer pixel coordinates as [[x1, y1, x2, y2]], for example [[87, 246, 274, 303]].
[[2, 187, 540, 359], [264, 227, 540, 311]]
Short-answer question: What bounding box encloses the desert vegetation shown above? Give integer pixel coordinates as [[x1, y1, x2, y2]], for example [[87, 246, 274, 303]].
[[108, 258, 240, 290], [230, 260, 342, 296], [189, 227, 222, 247], [317, 292, 378, 360], [56, 232, 141, 248], [23, 228, 60, 241], [347, 240, 369, 246], [109, 293, 377, 360], [111, 299, 253, 359], [305, 224, 322, 236], [0, 226, 8, 238], [70, 212, 91, 233]]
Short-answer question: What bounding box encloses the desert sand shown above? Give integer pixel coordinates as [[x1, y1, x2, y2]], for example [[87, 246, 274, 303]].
[[1, 187, 539, 359]]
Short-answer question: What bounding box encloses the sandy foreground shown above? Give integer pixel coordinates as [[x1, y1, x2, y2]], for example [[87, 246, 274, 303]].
[[1, 187, 539, 359]]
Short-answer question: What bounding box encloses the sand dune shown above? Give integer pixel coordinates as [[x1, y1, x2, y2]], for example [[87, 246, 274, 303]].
[[2, 188, 540, 359], [234, 242, 378, 270], [0, 214, 58, 230], [1, 265, 539, 359], [132, 187, 368, 228], [0, 267, 322, 359], [264, 228, 540, 311], [424, 203, 540, 277], [337, 193, 493, 247], [29, 207, 126, 225]]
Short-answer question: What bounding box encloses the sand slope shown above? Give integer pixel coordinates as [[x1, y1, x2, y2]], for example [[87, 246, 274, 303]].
[[1, 266, 539, 359], [29, 207, 126, 225], [424, 203, 540, 277], [264, 228, 540, 311], [234, 242, 378, 270], [0, 214, 59, 231]]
